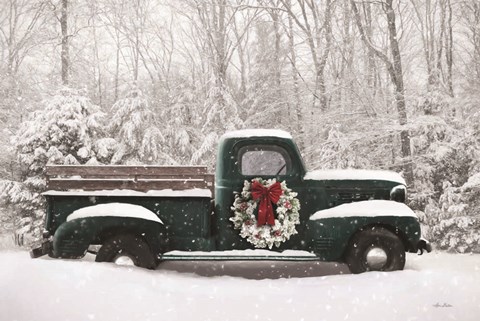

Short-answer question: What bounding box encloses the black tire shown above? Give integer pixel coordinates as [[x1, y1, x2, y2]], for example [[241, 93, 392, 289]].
[[95, 234, 157, 270], [345, 227, 405, 274]]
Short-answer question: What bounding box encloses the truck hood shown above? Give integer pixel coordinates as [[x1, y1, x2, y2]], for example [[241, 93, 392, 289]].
[[304, 169, 406, 185]]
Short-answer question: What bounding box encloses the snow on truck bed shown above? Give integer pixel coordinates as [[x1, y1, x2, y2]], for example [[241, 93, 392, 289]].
[[66, 203, 163, 224]]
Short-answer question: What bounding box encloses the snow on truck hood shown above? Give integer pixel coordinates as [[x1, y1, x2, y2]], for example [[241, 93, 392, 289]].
[[67, 203, 163, 224], [309, 200, 416, 220], [304, 169, 406, 185]]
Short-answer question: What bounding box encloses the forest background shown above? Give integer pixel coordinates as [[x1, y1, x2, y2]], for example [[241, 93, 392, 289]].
[[0, 0, 479, 253]]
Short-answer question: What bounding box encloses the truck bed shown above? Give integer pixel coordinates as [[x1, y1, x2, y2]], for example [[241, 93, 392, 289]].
[[43, 165, 215, 253]]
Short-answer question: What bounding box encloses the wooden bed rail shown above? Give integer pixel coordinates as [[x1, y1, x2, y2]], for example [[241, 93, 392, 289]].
[[45, 165, 214, 193]]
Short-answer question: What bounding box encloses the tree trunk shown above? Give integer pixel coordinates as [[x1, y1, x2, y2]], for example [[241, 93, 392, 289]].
[[385, 0, 414, 186], [445, 0, 454, 97], [61, 0, 69, 85], [340, 1, 353, 109], [283, 0, 330, 110], [286, 0, 302, 128], [215, 0, 227, 112], [272, 10, 281, 90], [270, 8, 284, 123], [114, 33, 120, 102], [234, 17, 247, 103], [317, 0, 332, 111], [471, 2, 480, 82], [364, 2, 376, 91], [351, 0, 414, 186]]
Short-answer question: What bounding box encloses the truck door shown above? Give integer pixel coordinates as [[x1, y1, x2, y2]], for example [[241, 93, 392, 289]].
[[216, 139, 308, 251]]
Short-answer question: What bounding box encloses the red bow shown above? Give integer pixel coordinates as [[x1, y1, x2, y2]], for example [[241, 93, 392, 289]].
[[251, 181, 283, 226]]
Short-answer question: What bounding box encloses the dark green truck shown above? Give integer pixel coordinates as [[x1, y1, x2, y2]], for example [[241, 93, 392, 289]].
[[31, 129, 431, 273]]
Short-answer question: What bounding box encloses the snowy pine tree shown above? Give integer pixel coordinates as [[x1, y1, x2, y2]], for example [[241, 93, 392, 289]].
[[0, 87, 107, 245], [192, 82, 242, 167], [109, 89, 172, 164], [408, 98, 480, 253], [159, 82, 204, 165]]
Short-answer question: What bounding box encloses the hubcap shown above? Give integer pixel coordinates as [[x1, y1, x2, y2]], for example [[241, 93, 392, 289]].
[[114, 255, 135, 266], [365, 247, 388, 270]]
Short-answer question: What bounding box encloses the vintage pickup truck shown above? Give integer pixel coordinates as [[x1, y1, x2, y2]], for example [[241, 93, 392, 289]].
[[31, 129, 431, 273]]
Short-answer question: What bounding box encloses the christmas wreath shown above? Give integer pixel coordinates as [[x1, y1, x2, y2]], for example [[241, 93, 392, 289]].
[[230, 178, 301, 249]]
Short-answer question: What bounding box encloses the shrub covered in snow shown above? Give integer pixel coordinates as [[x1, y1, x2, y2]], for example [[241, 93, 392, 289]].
[[0, 88, 108, 246], [16, 88, 106, 168], [433, 215, 480, 253], [434, 173, 480, 252], [415, 172, 480, 253]]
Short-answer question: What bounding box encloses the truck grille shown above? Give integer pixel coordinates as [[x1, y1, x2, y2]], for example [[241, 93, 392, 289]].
[[337, 192, 374, 203], [314, 238, 334, 252]]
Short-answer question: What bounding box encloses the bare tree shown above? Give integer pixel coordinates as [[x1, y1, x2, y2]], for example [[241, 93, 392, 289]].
[[84, 1, 104, 106], [124, 0, 148, 83], [0, 0, 49, 131], [140, 15, 176, 95], [363, 2, 376, 91], [351, 0, 414, 186], [183, 0, 259, 132], [280, 0, 333, 110], [99, 0, 127, 101], [410, 0, 454, 96], [0, 0, 48, 76]]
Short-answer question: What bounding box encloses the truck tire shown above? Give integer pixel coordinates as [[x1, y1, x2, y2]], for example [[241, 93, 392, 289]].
[[95, 234, 157, 270], [345, 227, 405, 274]]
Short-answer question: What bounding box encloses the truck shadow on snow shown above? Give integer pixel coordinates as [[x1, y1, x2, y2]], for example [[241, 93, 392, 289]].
[[157, 260, 351, 279]]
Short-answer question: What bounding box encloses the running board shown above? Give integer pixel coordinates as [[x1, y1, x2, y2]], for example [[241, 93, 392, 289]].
[[160, 254, 320, 262]]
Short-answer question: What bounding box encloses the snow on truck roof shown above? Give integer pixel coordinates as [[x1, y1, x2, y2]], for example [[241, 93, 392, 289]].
[[221, 130, 405, 185], [221, 129, 292, 140], [305, 169, 406, 185]]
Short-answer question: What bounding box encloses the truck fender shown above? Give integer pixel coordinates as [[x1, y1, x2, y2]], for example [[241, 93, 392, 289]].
[[53, 203, 165, 259]]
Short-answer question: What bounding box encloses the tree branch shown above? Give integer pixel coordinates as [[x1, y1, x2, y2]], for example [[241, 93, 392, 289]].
[[350, 0, 397, 84]]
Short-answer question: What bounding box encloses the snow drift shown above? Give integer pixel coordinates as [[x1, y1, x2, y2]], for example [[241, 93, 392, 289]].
[[1, 251, 479, 321]]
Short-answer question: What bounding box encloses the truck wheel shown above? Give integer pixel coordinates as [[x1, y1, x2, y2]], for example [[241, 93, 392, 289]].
[[95, 234, 157, 270], [345, 227, 405, 274]]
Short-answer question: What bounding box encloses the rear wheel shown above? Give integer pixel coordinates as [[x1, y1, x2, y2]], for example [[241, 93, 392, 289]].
[[345, 227, 405, 274], [95, 234, 157, 270]]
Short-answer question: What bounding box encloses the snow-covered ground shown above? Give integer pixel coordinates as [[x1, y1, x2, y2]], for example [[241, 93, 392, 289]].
[[1, 251, 479, 321]]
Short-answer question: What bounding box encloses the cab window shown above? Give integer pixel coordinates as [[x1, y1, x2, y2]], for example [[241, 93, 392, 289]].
[[239, 145, 291, 176]]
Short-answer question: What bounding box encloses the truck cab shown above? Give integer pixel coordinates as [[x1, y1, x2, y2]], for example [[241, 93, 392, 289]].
[[31, 129, 430, 273]]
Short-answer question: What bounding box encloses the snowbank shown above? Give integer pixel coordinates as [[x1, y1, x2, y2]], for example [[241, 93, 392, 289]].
[[0, 234, 14, 250], [1, 251, 479, 321], [67, 203, 163, 224], [310, 200, 416, 220]]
